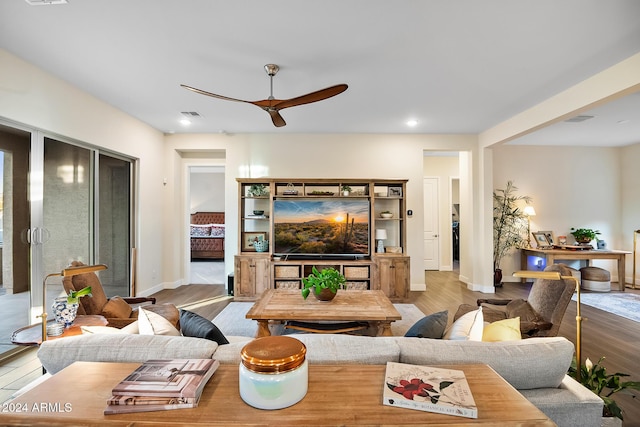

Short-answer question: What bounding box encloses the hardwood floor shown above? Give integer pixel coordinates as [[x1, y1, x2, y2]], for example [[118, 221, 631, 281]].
[[2, 272, 638, 425]]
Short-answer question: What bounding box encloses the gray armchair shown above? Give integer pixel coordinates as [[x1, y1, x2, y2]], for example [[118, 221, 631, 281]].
[[454, 264, 576, 338]]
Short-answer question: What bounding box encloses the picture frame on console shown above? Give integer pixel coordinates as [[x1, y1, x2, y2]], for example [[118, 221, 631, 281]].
[[538, 230, 555, 245], [533, 231, 553, 248], [242, 232, 267, 252]]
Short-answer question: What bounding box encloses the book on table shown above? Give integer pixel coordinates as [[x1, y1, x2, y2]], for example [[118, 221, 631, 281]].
[[382, 361, 478, 419], [104, 359, 219, 414]]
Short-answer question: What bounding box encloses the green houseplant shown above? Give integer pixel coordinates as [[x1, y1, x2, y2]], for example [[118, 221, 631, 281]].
[[493, 181, 532, 285], [341, 184, 352, 196], [301, 266, 346, 301], [66, 286, 92, 304], [570, 228, 601, 244], [568, 357, 640, 420]]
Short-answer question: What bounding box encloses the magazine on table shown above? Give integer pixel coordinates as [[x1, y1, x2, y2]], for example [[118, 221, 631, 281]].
[[110, 359, 219, 398], [383, 362, 478, 419]]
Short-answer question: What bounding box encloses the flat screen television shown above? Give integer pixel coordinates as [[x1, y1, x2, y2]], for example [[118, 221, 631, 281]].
[[273, 198, 370, 258]]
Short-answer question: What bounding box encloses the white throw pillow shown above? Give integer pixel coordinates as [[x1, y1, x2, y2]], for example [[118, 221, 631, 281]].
[[81, 326, 129, 335], [138, 308, 181, 336], [443, 307, 483, 341], [121, 321, 140, 334]]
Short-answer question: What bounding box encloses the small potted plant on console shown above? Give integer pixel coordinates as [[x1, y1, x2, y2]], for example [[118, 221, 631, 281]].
[[301, 266, 346, 302], [570, 228, 601, 245]]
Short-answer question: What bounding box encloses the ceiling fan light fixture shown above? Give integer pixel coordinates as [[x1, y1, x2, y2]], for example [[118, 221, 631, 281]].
[[264, 64, 279, 76]]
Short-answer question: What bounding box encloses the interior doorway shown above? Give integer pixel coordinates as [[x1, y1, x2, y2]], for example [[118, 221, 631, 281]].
[[188, 165, 225, 285], [423, 151, 462, 273]]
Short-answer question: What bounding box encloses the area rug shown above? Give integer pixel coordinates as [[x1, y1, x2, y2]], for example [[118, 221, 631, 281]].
[[571, 292, 640, 323], [212, 302, 425, 337]]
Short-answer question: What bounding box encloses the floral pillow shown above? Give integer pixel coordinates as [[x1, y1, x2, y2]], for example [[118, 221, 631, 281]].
[[190, 224, 212, 237], [210, 225, 225, 238]]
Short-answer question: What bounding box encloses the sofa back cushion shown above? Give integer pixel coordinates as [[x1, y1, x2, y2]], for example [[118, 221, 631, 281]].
[[396, 336, 573, 389], [37, 334, 218, 374]]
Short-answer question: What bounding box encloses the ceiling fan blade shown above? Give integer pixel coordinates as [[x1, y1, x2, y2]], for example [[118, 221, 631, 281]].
[[274, 84, 348, 110], [180, 84, 252, 104], [267, 109, 287, 127]]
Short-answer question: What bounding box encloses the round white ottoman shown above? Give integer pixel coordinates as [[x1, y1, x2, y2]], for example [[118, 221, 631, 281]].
[[580, 266, 611, 292]]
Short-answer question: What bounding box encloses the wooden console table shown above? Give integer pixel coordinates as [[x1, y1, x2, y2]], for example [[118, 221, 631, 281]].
[[0, 362, 554, 426], [521, 248, 631, 291]]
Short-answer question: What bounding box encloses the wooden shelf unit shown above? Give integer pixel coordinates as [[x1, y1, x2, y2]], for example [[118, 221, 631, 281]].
[[234, 178, 409, 301]]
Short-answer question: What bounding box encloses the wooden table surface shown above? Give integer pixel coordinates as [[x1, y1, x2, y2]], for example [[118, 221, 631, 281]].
[[246, 289, 402, 336], [0, 362, 555, 426], [11, 315, 108, 346]]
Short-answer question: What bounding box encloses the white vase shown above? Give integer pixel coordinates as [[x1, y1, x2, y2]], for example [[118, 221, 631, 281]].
[[52, 297, 79, 327]]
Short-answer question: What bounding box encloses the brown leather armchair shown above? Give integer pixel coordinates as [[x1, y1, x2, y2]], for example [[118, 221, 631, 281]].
[[454, 264, 576, 338], [62, 261, 175, 328]]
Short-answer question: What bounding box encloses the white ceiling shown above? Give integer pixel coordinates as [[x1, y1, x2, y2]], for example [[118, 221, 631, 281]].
[[1, 0, 639, 146]]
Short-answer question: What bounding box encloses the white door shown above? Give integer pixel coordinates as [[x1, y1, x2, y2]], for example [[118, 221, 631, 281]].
[[423, 177, 439, 270]]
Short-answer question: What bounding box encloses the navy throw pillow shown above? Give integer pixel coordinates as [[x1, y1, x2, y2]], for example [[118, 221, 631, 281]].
[[404, 310, 449, 339], [179, 309, 229, 345]]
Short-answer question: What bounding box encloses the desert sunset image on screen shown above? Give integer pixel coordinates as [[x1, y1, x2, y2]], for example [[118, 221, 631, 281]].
[[273, 199, 370, 255]]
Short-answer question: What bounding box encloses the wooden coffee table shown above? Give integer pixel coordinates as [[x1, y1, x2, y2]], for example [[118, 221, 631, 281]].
[[246, 289, 402, 337], [0, 362, 555, 426]]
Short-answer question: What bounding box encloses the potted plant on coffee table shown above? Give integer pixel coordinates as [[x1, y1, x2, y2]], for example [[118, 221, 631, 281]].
[[301, 266, 346, 302], [569, 356, 640, 425]]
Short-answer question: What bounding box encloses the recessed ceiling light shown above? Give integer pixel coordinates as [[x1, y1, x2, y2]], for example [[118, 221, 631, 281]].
[[406, 119, 418, 127], [179, 119, 191, 126]]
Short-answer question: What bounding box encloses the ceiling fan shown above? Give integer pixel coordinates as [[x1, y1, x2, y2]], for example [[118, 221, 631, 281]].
[[181, 64, 348, 127]]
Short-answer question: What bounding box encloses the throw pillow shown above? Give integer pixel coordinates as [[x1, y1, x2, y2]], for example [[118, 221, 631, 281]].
[[190, 225, 212, 237], [482, 317, 522, 342], [121, 321, 140, 334], [138, 307, 181, 336], [443, 307, 483, 341], [210, 226, 225, 238], [81, 326, 129, 334], [100, 296, 133, 319], [404, 310, 448, 339], [179, 309, 229, 345]]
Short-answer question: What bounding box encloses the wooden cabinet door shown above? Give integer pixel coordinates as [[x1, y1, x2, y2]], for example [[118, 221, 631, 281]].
[[234, 256, 271, 300], [377, 257, 409, 300]]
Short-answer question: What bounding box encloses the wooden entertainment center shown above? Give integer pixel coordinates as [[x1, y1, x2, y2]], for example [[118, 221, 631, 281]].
[[234, 178, 410, 301]]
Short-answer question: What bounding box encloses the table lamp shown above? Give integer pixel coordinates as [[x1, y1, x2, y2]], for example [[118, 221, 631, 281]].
[[513, 270, 583, 381], [375, 229, 387, 253], [523, 205, 536, 248], [39, 263, 108, 342]]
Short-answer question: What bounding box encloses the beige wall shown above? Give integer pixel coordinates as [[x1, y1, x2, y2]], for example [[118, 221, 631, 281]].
[[492, 144, 630, 282], [0, 49, 165, 296], [164, 134, 479, 292]]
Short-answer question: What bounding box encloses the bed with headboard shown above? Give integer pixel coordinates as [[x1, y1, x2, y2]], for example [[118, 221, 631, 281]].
[[190, 212, 225, 259]]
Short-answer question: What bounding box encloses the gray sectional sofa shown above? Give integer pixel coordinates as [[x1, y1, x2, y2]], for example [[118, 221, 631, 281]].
[[37, 331, 603, 426]]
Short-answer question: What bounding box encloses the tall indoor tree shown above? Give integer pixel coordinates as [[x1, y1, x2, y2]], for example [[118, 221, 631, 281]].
[[493, 181, 532, 286]]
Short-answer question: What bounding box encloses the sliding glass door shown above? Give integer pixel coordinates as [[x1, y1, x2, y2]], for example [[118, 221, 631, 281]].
[[0, 120, 135, 360], [0, 124, 32, 359]]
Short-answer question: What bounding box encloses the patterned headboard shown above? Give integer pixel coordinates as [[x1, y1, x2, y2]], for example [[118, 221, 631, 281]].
[[191, 212, 225, 225]]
